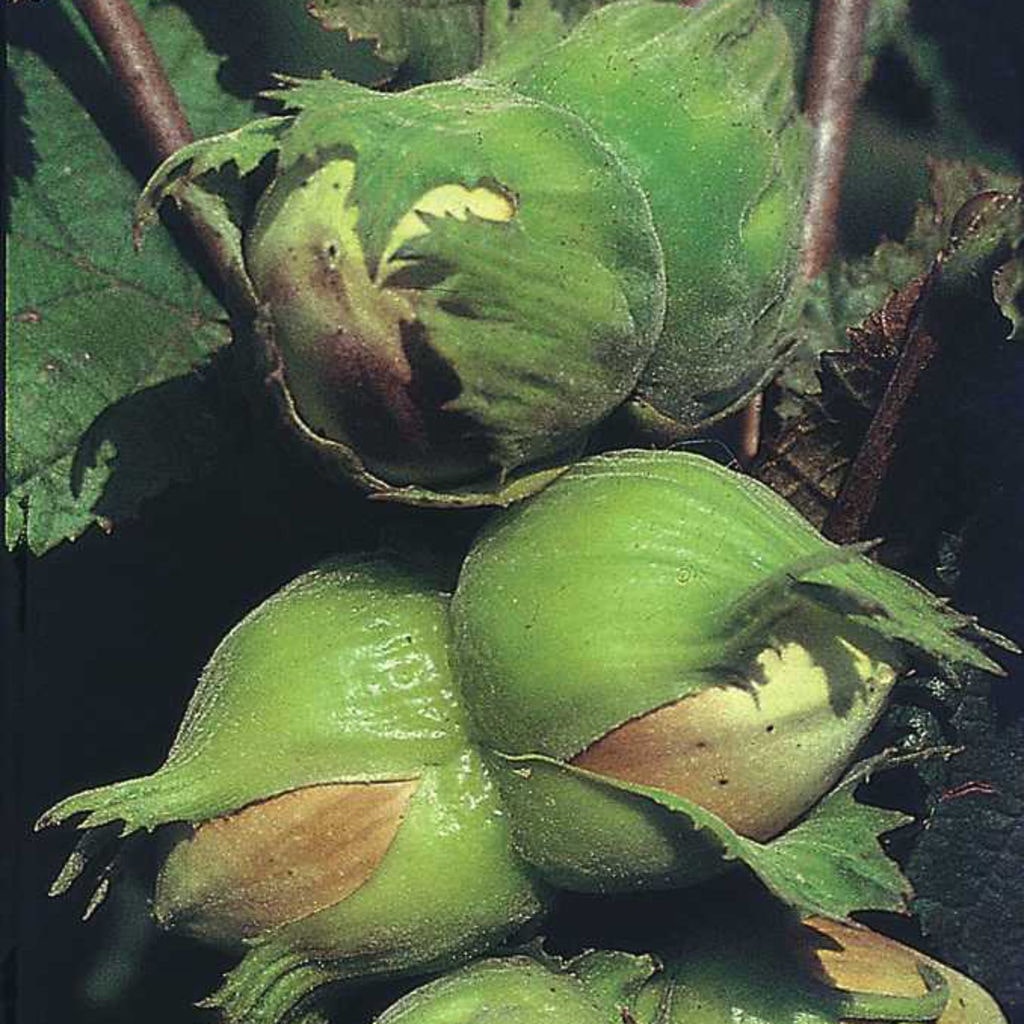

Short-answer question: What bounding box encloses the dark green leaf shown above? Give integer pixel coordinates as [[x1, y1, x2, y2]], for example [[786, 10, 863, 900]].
[[6, 1, 256, 554], [308, 0, 487, 81], [307, 0, 600, 84], [993, 252, 1024, 340]]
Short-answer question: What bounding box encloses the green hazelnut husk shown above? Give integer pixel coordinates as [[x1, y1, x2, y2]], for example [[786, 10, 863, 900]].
[[245, 79, 664, 501], [490, 0, 810, 430], [632, 899, 1008, 1024], [39, 556, 547, 1023], [138, 0, 812, 504], [374, 950, 655, 1024], [451, 450, 1008, 892], [370, 896, 1008, 1024]]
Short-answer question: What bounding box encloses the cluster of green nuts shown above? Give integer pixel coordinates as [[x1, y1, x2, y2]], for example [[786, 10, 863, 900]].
[[40, 450, 1010, 1024], [137, 0, 808, 504], [38, 1, 1017, 1021]]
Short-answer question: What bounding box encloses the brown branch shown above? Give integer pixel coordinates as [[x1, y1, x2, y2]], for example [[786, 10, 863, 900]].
[[822, 316, 937, 544], [747, 2, 873, 477], [737, 392, 763, 466], [799, 0, 882, 540], [822, 189, 1022, 544], [72, 0, 253, 311], [73, 0, 193, 162], [800, 0, 873, 281]]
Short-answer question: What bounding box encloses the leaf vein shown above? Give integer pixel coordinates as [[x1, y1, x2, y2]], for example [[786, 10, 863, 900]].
[[10, 231, 228, 327]]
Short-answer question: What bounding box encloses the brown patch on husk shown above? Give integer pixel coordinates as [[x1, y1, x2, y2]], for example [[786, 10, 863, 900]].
[[805, 917, 931, 999], [570, 693, 788, 839], [802, 917, 1008, 1024], [570, 621, 899, 842], [155, 779, 419, 941]]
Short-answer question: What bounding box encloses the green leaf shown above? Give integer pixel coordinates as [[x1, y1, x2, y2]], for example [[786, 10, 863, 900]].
[[500, 753, 913, 921], [137, 117, 289, 218], [993, 251, 1024, 340], [203, 0, 394, 85], [308, 0, 487, 81], [478, 0, 604, 79], [307, 0, 599, 84], [110, 1, 256, 140], [403, 213, 635, 470], [740, 767, 913, 918], [5, 1, 256, 554], [133, 116, 289, 285], [774, 162, 1017, 416], [798, 556, 1016, 676], [646, 757, 915, 921]]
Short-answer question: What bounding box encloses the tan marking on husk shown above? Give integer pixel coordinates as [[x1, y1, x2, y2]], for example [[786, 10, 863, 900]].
[[571, 691, 799, 840], [803, 917, 1006, 1024], [154, 779, 419, 940], [571, 626, 899, 841], [805, 917, 930, 999]]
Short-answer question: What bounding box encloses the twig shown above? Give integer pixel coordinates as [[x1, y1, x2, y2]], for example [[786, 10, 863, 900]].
[[737, 392, 763, 465], [73, 0, 251, 310], [822, 189, 1022, 543], [798, 0, 888, 541], [800, 0, 873, 281], [73, 0, 193, 162], [822, 314, 937, 544], [748, 1, 873, 469]]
